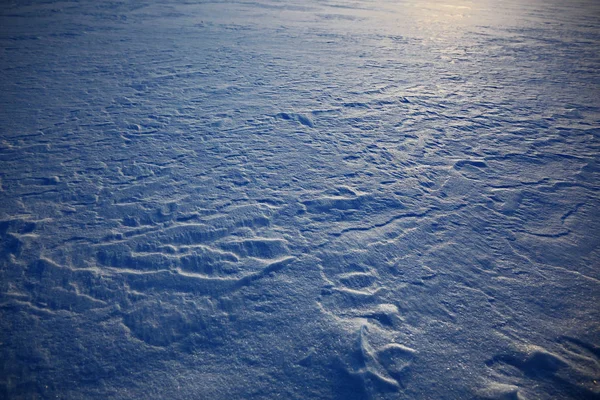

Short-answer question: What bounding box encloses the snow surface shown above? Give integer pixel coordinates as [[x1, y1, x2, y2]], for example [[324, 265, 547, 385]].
[[1, 0, 599, 398]]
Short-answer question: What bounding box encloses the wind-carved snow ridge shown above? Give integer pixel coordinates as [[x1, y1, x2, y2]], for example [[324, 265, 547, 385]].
[[1, 0, 599, 398]]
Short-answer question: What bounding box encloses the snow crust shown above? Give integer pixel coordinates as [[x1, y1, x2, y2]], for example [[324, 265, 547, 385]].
[[1, 0, 599, 398]]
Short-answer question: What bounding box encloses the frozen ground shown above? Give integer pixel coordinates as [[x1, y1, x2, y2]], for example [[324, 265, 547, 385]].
[[1, 0, 599, 398]]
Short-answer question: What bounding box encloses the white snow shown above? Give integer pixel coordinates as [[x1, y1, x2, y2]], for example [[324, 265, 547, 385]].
[[1, 0, 599, 398]]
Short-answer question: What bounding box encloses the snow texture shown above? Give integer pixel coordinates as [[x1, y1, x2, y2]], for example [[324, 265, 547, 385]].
[[1, 0, 599, 398]]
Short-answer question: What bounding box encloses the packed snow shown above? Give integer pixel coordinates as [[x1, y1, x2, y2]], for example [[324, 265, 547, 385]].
[[1, 0, 599, 398]]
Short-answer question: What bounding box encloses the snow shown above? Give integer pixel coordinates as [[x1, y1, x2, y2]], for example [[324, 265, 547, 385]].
[[1, 0, 599, 398]]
